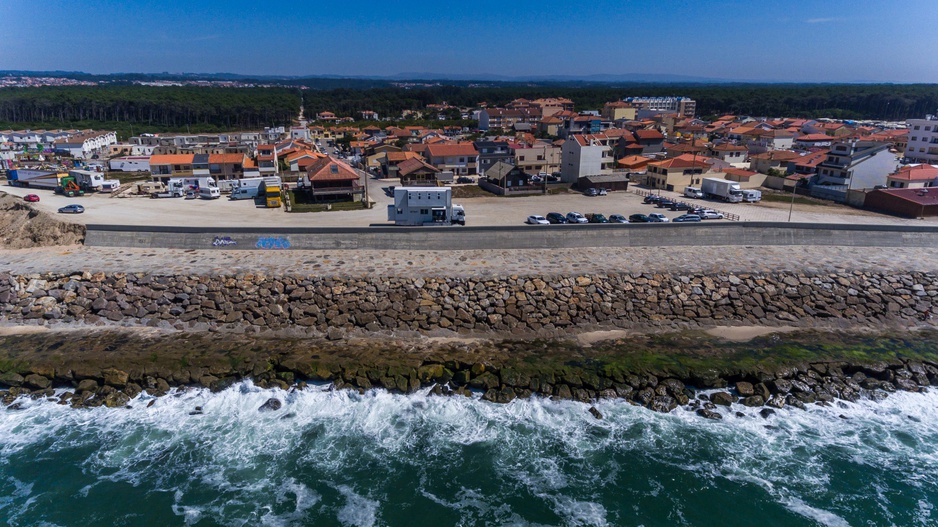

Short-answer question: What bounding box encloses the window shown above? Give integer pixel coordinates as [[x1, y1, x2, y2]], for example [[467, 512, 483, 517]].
[[420, 209, 428, 214], [914, 126, 921, 130], [927, 127, 932, 131], [912, 137, 918, 142]]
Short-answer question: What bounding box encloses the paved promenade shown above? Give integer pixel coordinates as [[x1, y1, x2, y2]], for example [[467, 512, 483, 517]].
[[1, 244, 936, 278]]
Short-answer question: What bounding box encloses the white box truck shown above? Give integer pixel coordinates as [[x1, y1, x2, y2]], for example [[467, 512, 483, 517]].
[[701, 177, 743, 203], [387, 186, 466, 226]]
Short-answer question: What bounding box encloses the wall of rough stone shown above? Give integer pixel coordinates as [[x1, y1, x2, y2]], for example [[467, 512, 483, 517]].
[[1, 270, 935, 335]]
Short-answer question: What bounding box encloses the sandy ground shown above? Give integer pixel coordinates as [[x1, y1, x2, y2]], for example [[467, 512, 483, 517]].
[[703, 325, 799, 342]]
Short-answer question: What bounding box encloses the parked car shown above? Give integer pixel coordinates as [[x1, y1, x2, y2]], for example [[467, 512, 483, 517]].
[[628, 214, 651, 223], [648, 213, 669, 223], [608, 214, 629, 223], [584, 188, 599, 197], [673, 214, 702, 222], [643, 195, 662, 204], [23, 194, 40, 203], [587, 213, 609, 223], [57, 204, 84, 214], [566, 212, 589, 224], [699, 210, 725, 220], [545, 212, 567, 224], [597, 188, 608, 195], [657, 199, 674, 209], [670, 202, 691, 211], [185, 190, 197, 199], [526, 215, 550, 225]]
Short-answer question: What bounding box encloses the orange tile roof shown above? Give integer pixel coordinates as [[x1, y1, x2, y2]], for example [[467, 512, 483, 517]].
[[149, 154, 194, 165], [306, 156, 360, 182], [208, 153, 246, 164], [425, 143, 477, 157], [890, 164, 938, 181]]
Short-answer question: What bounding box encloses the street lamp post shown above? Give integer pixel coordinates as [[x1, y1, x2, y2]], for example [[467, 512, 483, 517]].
[[788, 179, 797, 222]]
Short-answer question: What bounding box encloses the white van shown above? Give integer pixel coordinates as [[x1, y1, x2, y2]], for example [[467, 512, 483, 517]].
[[199, 187, 221, 199], [684, 186, 703, 199]]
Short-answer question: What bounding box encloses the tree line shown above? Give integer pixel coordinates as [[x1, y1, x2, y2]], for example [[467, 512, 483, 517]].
[[0, 86, 301, 129], [303, 84, 938, 122], [1, 84, 936, 136]]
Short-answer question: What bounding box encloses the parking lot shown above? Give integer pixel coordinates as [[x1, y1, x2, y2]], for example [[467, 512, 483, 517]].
[[3, 176, 934, 228]]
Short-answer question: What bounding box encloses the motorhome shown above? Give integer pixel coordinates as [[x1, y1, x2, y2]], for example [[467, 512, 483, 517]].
[[387, 186, 466, 226]]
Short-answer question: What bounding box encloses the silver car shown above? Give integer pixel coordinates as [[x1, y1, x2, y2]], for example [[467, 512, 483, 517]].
[[566, 212, 588, 224], [699, 210, 725, 220]]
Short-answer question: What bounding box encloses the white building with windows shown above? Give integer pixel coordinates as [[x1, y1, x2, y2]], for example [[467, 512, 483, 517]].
[[905, 115, 938, 164], [560, 133, 615, 184]]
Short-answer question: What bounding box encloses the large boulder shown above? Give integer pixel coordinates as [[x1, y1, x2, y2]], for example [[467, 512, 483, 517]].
[[742, 395, 765, 407], [710, 392, 736, 406], [735, 382, 754, 397]]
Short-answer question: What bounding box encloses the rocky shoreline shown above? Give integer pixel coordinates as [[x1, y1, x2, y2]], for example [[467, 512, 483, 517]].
[[1, 328, 936, 419], [1, 263, 936, 417]]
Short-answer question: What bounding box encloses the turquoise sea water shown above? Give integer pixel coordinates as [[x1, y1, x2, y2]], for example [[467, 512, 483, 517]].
[[1, 381, 936, 526]]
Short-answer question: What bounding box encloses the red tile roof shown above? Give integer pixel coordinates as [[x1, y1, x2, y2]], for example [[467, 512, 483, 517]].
[[305, 157, 360, 182], [889, 164, 938, 181], [150, 154, 194, 165], [425, 143, 477, 157]]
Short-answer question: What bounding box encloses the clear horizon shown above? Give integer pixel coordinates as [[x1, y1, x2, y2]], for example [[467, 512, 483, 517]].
[[2, 0, 937, 83]]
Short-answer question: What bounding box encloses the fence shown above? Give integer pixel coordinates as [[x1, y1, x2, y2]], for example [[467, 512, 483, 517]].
[[630, 188, 740, 221]]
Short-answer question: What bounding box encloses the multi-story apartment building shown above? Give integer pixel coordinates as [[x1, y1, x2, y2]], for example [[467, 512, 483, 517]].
[[811, 141, 898, 202], [905, 116, 938, 164], [560, 133, 615, 183], [623, 96, 696, 118], [513, 141, 562, 175], [474, 141, 514, 176]]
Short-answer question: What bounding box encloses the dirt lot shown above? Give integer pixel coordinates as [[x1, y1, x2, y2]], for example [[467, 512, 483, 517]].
[[1, 176, 933, 229]]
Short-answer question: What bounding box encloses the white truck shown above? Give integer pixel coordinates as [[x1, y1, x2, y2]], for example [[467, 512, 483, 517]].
[[701, 177, 743, 203], [740, 189, 762, 202], [150, 178, 186, 198], [387, 186, 466, 226], [230, 176, 281, 200]]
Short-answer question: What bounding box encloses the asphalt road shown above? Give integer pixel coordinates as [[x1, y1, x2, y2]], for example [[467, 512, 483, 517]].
[[3, 178, 934, 229]]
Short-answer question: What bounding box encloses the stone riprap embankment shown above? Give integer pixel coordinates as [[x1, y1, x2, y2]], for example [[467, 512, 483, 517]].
[[1, 269, 935, 336]]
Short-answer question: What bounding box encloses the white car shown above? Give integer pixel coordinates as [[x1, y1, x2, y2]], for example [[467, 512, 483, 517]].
[[526, 215, 550, 225], [566, 212, 589, 224], [648, 213, 670, 223], [699, 210, 725, 220]]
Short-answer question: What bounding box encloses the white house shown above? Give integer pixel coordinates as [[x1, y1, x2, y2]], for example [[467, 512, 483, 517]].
[[53, 130, 117, 158], [560, 133, 615, 184]]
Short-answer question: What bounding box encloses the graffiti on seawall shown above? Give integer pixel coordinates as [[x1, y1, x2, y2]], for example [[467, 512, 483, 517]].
[[212, 236, 238, 247], [256, 237, 291, 249]]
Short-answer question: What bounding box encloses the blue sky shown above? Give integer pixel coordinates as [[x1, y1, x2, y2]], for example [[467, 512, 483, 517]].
[[1, 0, 936, 82]]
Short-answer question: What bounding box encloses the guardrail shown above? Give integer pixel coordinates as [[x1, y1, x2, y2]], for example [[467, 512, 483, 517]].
[[630, 188, 739, 221]]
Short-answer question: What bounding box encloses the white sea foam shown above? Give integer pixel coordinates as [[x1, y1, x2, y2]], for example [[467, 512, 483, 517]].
[[335, 484, 379, 527], [1, 382, 937, 525]]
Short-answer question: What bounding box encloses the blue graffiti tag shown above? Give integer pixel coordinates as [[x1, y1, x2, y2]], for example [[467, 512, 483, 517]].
[[255, 237, 291, 249], [212, 236, 238, 247]]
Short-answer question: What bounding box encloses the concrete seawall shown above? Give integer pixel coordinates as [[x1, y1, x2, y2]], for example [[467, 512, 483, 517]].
[[83, 223, 938, 251]]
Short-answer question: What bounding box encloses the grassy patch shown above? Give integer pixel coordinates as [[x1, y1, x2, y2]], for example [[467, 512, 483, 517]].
[[287, 190, 367, 213], [760, 192, 833, 206], [451, 185, 495, 199]]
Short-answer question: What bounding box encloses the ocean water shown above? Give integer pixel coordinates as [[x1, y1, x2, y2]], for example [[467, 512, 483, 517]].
[[1, 382, 936, 527]]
